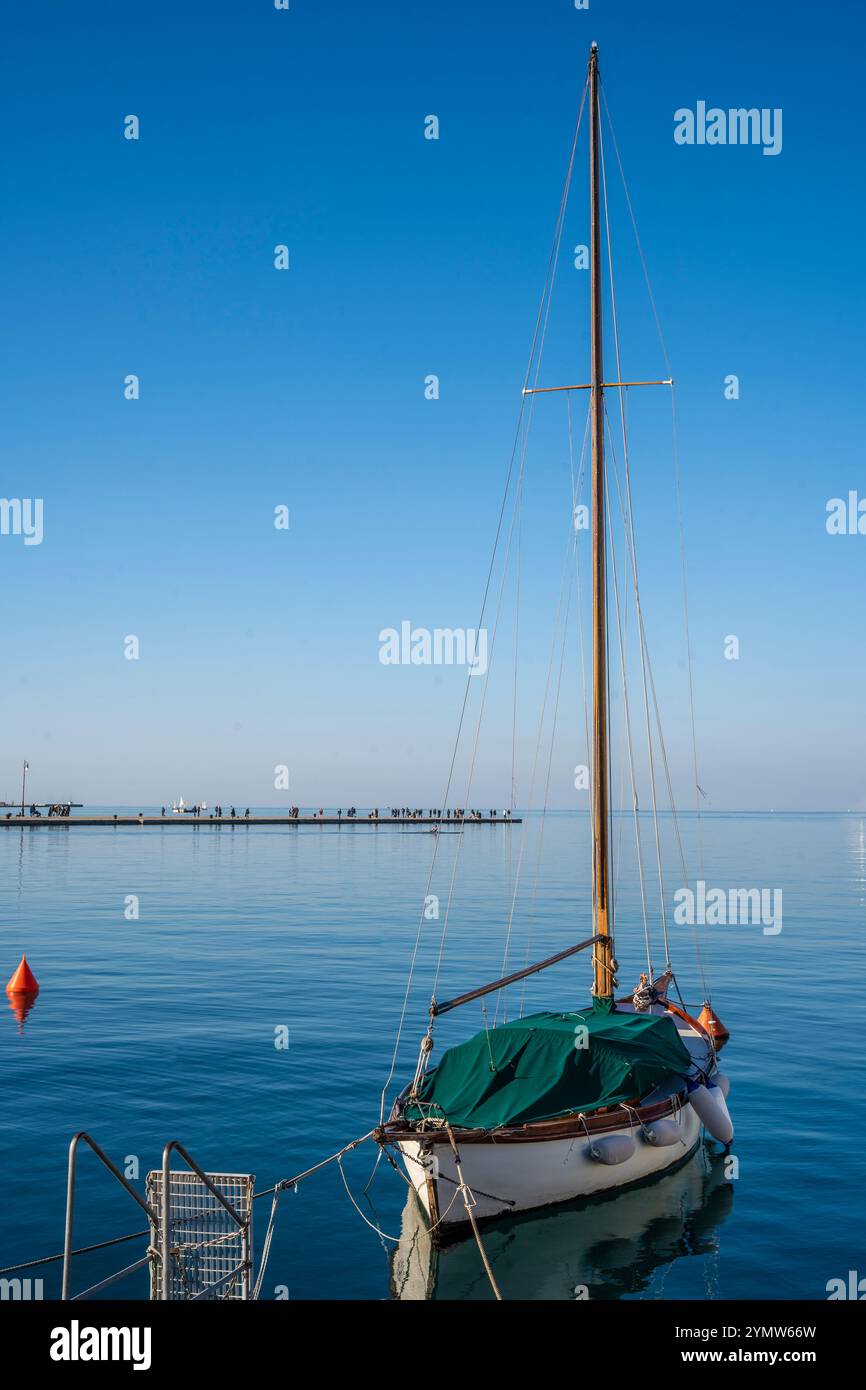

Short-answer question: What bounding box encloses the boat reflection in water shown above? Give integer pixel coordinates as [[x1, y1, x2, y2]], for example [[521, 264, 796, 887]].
[[390, 1141, 734, 1301]]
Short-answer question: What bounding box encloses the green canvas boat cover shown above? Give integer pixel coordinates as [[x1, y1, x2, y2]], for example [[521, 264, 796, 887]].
[[405, 1005, 692, 1130]]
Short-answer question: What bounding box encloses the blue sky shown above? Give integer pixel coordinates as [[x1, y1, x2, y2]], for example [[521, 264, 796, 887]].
[[1, 0, 864, 810]]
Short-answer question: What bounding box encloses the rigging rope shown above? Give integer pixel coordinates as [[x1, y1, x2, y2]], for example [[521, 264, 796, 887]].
[[515, 399, 591, 1021], [598, 111, 671, 972], [430, 79, 589, 1019], [510, 470, 523, 813], [601, 79, 710, 997], [605, 451, 653, 977], [507, 522, 577, 1020], [671, 382, 710, 997], [516, 402, 593, 1019], [496, 505, 579, 1024], [379, 78, 589, 1120]]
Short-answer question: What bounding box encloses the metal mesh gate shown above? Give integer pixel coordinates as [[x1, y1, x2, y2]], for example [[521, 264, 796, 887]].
[[146, 1170, 254, 1300]]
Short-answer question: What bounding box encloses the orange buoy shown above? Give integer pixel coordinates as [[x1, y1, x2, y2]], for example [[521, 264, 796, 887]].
[[698, 1002, 730, 1042], [6, 954, 39, 996], [7, 991, 38, 1028]]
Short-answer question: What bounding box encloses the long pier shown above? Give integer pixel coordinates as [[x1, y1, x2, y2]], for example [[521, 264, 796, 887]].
[[1, 815, 520, 828]]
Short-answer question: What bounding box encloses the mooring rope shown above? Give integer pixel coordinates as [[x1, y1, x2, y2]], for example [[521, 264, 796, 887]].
[[1, 1132, 377, 1282], [7, 1126, 515, 1309], [335, 1153, 401, 1243], [444, 1125, 502, 1301], [4, 1124, 508, 1303], [0, 1228, 151, 1277], [252, 1188, 282, 1299]]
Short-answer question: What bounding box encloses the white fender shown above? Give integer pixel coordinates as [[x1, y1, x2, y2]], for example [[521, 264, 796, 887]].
[[712, 1071, 731, 1099], [588, 1133, 637, 1165], [642, 1118, 683, 1147], [689, 1083, 734, 1144]]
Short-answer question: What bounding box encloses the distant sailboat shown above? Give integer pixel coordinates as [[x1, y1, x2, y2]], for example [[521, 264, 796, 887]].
[[375, 43, 732, 1236]]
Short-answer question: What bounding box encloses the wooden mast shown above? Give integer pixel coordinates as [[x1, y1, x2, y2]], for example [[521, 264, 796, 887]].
[[589, 43, 613, 999]]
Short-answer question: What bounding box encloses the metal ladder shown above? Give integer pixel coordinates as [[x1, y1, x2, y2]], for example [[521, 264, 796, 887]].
[[62, 1133, 254, 1301]]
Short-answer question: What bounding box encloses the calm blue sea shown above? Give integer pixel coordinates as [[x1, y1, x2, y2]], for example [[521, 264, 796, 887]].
[[1, 810, 863, 1300]]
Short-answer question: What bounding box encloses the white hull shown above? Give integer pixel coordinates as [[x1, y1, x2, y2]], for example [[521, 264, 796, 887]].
[[391, 1139, 733, 1299], [398, 1100, 702, 1230]]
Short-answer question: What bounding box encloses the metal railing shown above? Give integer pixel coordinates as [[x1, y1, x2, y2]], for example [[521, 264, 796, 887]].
[[62, 1132, 159, 1301], [61, 1132, 253, 1301]]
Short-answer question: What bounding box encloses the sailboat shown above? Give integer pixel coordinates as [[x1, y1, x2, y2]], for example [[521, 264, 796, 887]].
[[375, 44, 733, 1236]]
